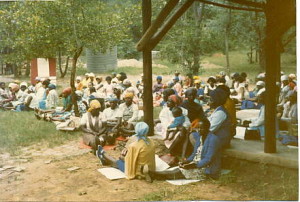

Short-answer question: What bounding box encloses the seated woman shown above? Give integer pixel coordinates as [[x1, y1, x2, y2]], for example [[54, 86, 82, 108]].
[[119, 92, 139, 136], [159, 94, 191, 158], [101, 96, 122, 137], [96, 122, 156, 181], [163, 107, 185, 141], [180, 88, 231, 179], [279, 91, 297, 131], [80, 100, 107, 152], [246, 91, 266, 138], [181, 87, 210, 159]]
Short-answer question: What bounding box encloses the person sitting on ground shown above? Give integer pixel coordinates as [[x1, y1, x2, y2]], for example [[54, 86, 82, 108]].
[[101, 96, 122, 137], [160, 88, 175, 107], [81, 73, 91, 87], [279, 91, 297, 131], [96, 122, 155, 181], [172, 76, 183, 96], [163, 107, 185, 141], [75, 76, 83, 91], [119, 92, 139, 136], [0, 82, 8, 101], [153, 75, 163, 93], [181, 87, 210, 147], [0, 83, 17, 108], [45, 84, 59, 110], [102, 76, 114, 98], [204, 76, 216, 97], [159, 94, 191, 158], [80, 100, 107, 152], [180, 88, 232, 179], [244, 91, 266, 138], [15, 86, 38, 111]]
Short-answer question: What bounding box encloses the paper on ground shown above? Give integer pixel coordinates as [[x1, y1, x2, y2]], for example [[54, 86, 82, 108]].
[[155, 155, 170, 172], [166, 179, 201, 185], [97, 167, 126, 180], [235, 127, 246, 140]]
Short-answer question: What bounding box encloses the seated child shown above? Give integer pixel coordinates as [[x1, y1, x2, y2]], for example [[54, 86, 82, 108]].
[[164, 107, 185, 141]]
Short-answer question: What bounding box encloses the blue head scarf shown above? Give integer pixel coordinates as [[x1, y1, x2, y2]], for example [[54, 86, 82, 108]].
[[134, 122, 150, 145], [48, 84, 56, 89], [157, 75, 162, 80]]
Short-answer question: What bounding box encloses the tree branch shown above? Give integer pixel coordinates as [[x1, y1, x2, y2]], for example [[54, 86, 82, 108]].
[[226, 0, 264, 9], [195, 0, 263, 12]]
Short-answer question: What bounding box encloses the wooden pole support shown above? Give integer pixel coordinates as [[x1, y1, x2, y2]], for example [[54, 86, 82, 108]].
[[137, 0, 179, 52], [142, 0, 154, 135], [148, 0, 195, 51]]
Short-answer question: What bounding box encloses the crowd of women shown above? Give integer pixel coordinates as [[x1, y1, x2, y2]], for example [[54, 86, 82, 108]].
[[0, 70, 297, 181]]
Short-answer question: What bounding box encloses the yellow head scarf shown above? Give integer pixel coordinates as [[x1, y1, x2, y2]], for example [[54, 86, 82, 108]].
[[124, 92, 134, 99], [88, 100, 101, 112]]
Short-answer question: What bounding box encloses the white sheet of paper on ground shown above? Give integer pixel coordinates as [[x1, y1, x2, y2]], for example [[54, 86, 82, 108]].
[[166, 179, 201, 185], [155, 155, 170, 172], [221, 169, 232, 175], [287, 145, 298, 149], [67, 166, 80, 171], [97, 167, 126, 180], [235, 127, 246, 140]]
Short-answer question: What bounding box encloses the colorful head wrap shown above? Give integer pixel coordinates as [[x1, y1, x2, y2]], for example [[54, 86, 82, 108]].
[[168, 94, 182, 106], [134, 122, 150, 145], [10, 83, 19, 92], [62, 87, 72, 95], [124, 92, 134, 99], [88, 100, 101, 112]]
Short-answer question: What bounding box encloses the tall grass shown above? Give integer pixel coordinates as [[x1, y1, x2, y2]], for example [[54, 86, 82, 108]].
[[0, 111, 81, 155]]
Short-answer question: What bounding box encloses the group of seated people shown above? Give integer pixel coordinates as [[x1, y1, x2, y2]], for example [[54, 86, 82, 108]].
[[0, 69, 297, 181]]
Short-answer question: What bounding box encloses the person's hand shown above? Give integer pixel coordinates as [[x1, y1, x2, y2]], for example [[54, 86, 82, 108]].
[[121, 148, 128, 156], [179, 162, 197, 169]]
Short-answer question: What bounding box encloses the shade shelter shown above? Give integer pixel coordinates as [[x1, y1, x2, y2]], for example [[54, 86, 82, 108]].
[[138, 0, 296, 153]]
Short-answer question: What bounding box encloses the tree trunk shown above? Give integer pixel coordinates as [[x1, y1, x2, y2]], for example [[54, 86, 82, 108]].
[[70, 47, 83, 117], [224, 9, 231, 74], [58, 48, 69, 78], [25, 61, 30, 76]]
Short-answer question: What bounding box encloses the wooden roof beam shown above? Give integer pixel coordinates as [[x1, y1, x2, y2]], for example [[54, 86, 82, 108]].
[[195, 0, 263, 12], [147, 0, 195, 51], [136, 0, 180, 51], [226, 0, 265, 9]]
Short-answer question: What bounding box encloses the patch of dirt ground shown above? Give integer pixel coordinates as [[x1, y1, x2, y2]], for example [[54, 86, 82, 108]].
[[0, 139, 296, 201]]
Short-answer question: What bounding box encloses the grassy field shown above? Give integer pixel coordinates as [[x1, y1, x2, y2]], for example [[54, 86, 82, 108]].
[[0, 111, 81, 155]]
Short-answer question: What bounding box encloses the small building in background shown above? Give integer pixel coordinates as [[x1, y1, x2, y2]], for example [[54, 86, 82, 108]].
[[31, 58, 56, 84]]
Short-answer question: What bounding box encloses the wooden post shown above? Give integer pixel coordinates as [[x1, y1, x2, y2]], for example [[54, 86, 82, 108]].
[[149, 0, 195, 51], [264, 0, 279, 153], [137, 0, 179, 51], [142, 0, 154, 135]]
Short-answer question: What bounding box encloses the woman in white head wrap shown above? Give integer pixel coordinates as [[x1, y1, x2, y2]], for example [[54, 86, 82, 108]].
[[96, 122, 156, 181]]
